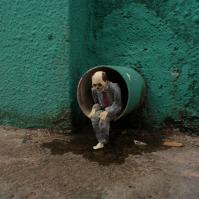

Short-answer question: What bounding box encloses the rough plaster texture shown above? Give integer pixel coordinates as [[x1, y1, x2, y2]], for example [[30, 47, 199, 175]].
[[69, 0, 96, 125], [94, 0, 199, 130], [0, 0, 94, 128], [0, 0, 199, 130]]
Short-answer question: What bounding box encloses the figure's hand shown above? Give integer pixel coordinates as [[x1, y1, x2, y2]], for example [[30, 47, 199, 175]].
[[100, 111, 108, 121], [88, 108, 96, 118]]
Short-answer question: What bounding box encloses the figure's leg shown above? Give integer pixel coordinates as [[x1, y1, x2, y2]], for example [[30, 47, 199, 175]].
[[91, 111, 115, 149], [91, 110, 102, 142], [98, 116, 111, 144]]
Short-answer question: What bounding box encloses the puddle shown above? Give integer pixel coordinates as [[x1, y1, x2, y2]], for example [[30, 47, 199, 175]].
[[42, 127, 168, 166]]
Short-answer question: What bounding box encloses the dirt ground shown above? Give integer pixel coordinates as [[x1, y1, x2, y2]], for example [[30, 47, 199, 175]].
[[0, 126, 198, 199]]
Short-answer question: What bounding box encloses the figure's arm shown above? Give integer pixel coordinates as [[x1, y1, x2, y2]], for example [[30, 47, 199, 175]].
[[88, 88, 101, 118], [92, 88, 98, 104], [105, 83, 122, 118]]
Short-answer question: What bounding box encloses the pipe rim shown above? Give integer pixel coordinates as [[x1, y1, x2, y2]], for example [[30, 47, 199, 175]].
[[77, 65, 129, 121]]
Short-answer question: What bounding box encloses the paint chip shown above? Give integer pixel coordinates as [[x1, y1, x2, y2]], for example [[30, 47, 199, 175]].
[[126, 73, 131, 80]]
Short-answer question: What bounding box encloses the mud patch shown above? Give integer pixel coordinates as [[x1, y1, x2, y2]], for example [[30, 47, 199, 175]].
[[42, 127, 168, 165], [0, 126, 198, 199]]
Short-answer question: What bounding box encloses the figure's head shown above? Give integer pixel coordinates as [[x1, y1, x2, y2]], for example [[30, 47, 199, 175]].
[[92, 71, 108, 92]]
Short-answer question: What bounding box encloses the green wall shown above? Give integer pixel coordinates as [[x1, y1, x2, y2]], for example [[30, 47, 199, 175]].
[[0, 0, 198, 131], [0, 0, 94, 128], [94, 0, 199, 130]]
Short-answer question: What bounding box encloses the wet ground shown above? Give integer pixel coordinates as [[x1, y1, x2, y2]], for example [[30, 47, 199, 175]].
[[0, 126, 198, 199]]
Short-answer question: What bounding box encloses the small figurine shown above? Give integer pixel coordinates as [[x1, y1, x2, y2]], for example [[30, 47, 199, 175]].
[[89, 71, 122, 150]]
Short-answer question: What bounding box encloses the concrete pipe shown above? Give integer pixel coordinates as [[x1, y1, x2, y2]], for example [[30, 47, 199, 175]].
[[77, 65, 146, 120]]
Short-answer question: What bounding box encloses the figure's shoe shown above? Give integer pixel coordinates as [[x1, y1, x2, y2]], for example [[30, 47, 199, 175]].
[[93, 143, 104, 150]]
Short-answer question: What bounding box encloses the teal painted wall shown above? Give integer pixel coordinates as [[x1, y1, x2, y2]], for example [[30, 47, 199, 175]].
[[0, 0, 198, 131], [94, 0, 199, 130], [0, 0, 95, 128], [69, 0, 96, 126]]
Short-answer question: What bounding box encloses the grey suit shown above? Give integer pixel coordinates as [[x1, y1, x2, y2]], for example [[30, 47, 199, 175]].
[[91, 81, 122, 144]]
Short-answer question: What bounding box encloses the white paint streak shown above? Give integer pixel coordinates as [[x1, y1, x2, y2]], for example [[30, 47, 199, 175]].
[[126, 73, 131, 81]]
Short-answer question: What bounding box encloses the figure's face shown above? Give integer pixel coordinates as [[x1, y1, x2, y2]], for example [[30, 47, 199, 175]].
[[92, 71, 107, 92]]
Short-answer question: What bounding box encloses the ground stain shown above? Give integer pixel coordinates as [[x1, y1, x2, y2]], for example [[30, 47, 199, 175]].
[[42, 127, 168, 166]]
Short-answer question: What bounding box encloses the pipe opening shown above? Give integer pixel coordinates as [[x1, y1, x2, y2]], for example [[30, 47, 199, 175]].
[[77, 66, 128, 120]]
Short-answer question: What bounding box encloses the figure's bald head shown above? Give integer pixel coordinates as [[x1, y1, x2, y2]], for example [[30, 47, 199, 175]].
[[92, 71, 107, 82], [92, 71, 108, 91]]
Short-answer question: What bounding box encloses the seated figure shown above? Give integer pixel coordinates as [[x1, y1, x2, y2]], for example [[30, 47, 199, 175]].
[[89, 71, 122, 150]]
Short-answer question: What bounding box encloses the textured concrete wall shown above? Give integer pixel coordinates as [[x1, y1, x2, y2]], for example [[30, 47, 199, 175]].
[[69, 0, 96, 126], [0, 0, 94, 128], [0, 0, 198, 131], [95, 0, 199, 130]]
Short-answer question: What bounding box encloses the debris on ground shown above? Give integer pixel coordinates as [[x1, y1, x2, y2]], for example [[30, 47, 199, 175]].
[[163, 141, 184, 147], [134, 140, 147, 146]]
